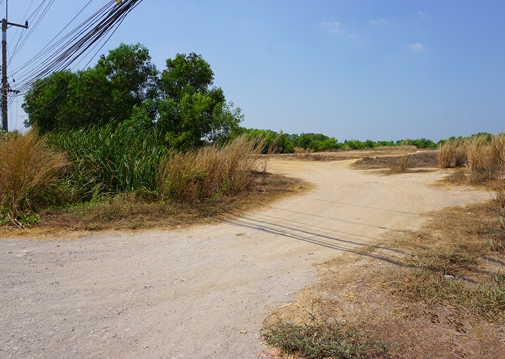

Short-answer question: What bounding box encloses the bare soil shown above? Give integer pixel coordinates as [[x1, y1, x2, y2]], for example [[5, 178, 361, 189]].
[[0, 158, 491, 358]]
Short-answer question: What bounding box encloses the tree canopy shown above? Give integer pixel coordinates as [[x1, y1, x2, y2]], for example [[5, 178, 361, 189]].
[[23, 44, 242, 148]]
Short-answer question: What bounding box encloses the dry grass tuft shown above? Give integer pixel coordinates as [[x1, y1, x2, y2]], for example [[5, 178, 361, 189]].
[[390, 154, 409, 173], [491, 132, 505, 167], [465, 135, 491, 172], [157, 135, 266, 202], [437, 140, 458, 168], [0, 131, 68, 225], [438, 134, 505, 185]]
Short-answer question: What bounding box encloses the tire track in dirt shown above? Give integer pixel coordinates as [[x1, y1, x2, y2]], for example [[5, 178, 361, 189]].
[[0, 159, 489, 358]]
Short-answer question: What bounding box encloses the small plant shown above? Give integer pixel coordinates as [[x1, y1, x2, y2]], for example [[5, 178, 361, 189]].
[[390, 154, 409, 173], [262, 321, 387, 359]]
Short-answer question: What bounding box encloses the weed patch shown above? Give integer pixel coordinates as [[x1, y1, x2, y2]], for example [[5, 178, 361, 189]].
[[262, 321, 387, 359]]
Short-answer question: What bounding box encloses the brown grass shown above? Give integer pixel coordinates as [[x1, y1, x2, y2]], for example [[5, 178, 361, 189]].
[[390, 154, 409, 173], [157, 135, 266, 202], [491, 133, 505, 167], [353, 151, 439, 174], [0, 172, 310, 238], [437, 140, 458, 168], [438, 134, 505, 185], [0, 131, 68, 225]]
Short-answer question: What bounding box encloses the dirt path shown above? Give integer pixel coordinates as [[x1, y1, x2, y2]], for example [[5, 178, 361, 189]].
[[0, 160, 490, 358]]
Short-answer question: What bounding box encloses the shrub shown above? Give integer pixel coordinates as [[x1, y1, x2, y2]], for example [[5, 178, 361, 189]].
[[0, 131, 68, 224]]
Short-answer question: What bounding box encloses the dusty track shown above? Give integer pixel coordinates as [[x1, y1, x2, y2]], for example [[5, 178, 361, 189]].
[[0, 159, 490, 358]]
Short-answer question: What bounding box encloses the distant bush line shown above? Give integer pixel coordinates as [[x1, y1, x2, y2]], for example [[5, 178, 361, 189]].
[[234, 129, 498, 154]]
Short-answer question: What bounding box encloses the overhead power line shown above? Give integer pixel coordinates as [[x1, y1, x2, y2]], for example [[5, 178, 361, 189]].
[[12, 0, 143, 95], [1, 0, 144, 131]]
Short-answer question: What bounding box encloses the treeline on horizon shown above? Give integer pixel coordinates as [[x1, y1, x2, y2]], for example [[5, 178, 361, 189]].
[[234, 128, 497, 154]]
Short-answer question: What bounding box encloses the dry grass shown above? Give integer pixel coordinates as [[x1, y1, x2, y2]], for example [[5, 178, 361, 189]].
[[390, 154, 409, 173], [263, 190, 505, 358], [438, 134, 505, 185], [0, 172, 310, 238], [437, 140, 459, 168], [353, 151, 439, 174], [491, 133, 505, 167], [466, 135, 491, 172], [293, 147, 314, 154], [0, 131, 69, 225], [157, 135, 266, 202]]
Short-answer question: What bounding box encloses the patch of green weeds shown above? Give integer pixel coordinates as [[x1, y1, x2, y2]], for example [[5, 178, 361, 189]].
[[262, 321, 388, 359]]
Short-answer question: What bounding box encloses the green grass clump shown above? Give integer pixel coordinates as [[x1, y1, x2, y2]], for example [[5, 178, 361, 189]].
[[262, 321, 387, 359], [48, 121, 172, 200]]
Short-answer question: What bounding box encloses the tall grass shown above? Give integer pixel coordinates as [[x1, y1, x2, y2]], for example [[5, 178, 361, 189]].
[[157, 135, 266, 202], [49, 122, 173, 199], [438, 139, 458, 168], [0, 131, 68, 223], [438, 134, 505, 183], [491, 133, 505, 167]]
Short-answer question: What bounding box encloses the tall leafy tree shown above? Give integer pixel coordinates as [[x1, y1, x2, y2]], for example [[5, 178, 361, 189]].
[[156, 53, 240, 148], [23, 46, 242, 147], [24, 43, 158, 132]]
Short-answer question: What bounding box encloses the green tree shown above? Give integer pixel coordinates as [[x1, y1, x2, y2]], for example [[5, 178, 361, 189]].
[[156, 53, 241, 148], [24, 43, 158, 133]]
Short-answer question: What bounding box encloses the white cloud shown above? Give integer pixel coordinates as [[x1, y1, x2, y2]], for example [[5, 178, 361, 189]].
[[320, 21, 344, 34], [409, 43, 424, 51], [417, 11, 426, 16], [320, 22, 340, 27], [369, 18, 386, 25], [348, 34, 357, 39]]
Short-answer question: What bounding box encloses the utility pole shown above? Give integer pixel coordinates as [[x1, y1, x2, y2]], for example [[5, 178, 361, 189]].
[[2, 1, 28, 132]]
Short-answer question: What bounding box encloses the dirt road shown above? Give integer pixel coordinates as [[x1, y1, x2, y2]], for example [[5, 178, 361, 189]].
[[0, 159, 490, 358]]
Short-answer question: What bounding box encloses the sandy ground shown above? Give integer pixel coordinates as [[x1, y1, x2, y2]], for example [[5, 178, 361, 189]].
[[0, 159, 491, 358]]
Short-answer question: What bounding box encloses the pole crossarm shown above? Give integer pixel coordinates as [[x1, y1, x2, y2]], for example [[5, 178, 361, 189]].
[[7, 21, 29, 29]]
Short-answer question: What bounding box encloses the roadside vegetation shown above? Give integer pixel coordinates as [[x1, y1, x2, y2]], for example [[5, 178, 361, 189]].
[[0, 44, 302, 233]]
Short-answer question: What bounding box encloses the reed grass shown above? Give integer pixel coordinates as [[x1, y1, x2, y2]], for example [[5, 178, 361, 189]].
[[49, 122, 172, 199], [438, 140, 458, 168], [0, 131, 68, 224], [491, 133, 505, 167]]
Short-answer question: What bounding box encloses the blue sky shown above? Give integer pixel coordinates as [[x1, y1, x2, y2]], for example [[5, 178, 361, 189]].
[[4, 0, 505, 141]]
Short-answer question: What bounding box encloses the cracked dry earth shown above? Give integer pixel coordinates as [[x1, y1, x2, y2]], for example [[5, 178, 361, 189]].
[[0, 159, 490, 358]]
